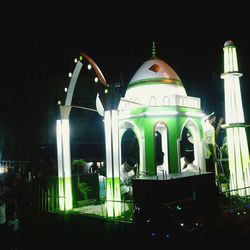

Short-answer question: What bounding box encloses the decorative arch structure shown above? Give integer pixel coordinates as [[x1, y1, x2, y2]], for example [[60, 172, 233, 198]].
[[117, 106, 205, 175], [56, 52, 107, 211]]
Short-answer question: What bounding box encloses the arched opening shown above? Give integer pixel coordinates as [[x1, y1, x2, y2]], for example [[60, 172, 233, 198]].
[[179, 97, 184, 106], [121, 128, 140, 169], [180, 127, 194, 170], [155, 122, 168, 175], [149, 96, 156, 106], [180, 119, 204, 172], [119, 128, 140, 201], [163, 96, 170, 106]]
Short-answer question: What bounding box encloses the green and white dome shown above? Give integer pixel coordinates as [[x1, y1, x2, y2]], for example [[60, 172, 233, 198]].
[[125, 57, 187, 106]]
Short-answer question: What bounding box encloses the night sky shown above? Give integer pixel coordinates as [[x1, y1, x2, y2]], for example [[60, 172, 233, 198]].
[[1, 16, 250, 160]]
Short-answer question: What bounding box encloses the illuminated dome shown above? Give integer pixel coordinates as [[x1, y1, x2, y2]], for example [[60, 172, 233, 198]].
[[125, 56, 187, 107], [129, 58, 181, 83]]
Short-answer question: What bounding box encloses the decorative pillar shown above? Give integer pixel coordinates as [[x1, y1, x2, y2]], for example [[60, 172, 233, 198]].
[[104, 110, 121, 217], [221, 40, 250, 196], [56, 117, 73, 210]]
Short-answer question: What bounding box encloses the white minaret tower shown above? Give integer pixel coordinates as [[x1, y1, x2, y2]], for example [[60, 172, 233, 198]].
[[221, 40, 250, 196]]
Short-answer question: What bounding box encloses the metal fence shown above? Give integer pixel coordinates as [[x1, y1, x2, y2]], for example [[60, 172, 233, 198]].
[[27, 175, 60, 213], [28, 174, 135, 220], [219, 186, 250, 209]]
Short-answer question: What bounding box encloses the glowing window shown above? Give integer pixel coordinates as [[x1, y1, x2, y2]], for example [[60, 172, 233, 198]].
[[149, 96, 156, 106], [163, 96, 170, 105]]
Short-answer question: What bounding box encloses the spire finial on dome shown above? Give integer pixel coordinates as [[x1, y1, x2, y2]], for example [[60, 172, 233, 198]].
[[152, 41, 156, 58]]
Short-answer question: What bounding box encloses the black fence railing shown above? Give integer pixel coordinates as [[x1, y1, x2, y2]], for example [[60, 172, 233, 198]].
[[25, 173, 250, 218], [27, 174, 136, 220], [219, 186, 250, 209]]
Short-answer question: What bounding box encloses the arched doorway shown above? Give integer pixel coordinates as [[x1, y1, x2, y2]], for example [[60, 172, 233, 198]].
[[154, 122, 168, 174], [180, 127, 194, 170], [180, 119, 204, 172], [121, 128, 139, 169]]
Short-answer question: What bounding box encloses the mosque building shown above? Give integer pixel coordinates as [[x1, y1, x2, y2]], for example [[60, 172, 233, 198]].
[[56, 41, 250, 216], [117, 43, 205, 176]]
